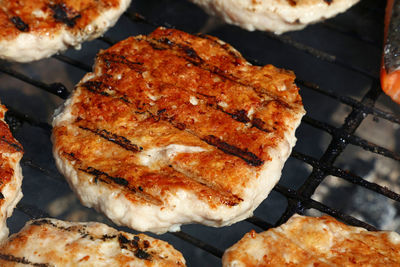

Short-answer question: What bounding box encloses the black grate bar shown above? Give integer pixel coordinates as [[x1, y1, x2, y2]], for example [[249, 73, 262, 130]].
[[304, 198, 377, 231], [21, 158, 66, 183], [245, 216, 274, 231], [298, 83, 381, 197], [273, 184, 377, 231], [276, 82, 381, 225], [261, 33, 377, 80], [171, 231, 224, 258], [16, 202, 50, 220], [297, 79, 400, 125], [321, 21, 381, 48], [99, 36, 118, 46], [0, 65, 70, 99], [54, 55, 92, 72], [302, 115, 400, 161], [291, 150, 400, 202], [5, 106, 52, 135], [124, 11, 168, 28]]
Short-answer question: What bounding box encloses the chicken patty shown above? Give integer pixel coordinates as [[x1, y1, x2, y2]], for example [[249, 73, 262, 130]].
[[0, 218, 186, 266], [189, 0, 360, 34], [223, 214, 400, 266], [0, 0, 131, 62], [52, 27, 305, 233]]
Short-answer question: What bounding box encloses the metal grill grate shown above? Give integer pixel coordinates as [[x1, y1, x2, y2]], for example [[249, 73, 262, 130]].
[[1, 0, 399, 266]]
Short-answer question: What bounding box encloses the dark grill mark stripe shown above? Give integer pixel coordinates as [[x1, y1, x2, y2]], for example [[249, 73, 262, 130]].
[[31, 219, 96, 241], [80, 77, 266, 166], [28, 219, 152, 261], [49, 3, 81, 27], [78, 126, 143, 153], [62, 152, 162, 205], [10, 16, 29, 32], [220, 109, 272, 133], [99, 52, 144, 73], [81, 166, 129, 187], [62, 152, 129, 187], [65, 98, 244, 206], [80, 81, 110, 96], [87, 55, 274, 135], [153, 110, 265, 167], [196, 33, 242, 63], [93, 42, 281, 136], [145, 37, 294, 110], [82, 44, 273, 167], [202, 135, 264, 167], [118, 234, 151, 260], [0, 135, 23, 152], [223, 109, 250, 123], [0, 254, 52, 267], [80, 81, 130, 103]]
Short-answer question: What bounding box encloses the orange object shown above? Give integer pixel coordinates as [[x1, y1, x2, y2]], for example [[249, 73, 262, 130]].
[[381, 0, 400, 104], [380, 68, 400, 104]]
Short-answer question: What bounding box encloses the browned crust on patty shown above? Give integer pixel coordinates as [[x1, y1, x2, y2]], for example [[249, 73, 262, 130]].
[[53, 27, 304, 212], [0, 218, 186, 266], [0, 106, 23, 200], [223, 215, 400, 266], [0, 0, 121, 41]]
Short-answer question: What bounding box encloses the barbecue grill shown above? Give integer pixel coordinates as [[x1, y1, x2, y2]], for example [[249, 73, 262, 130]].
[[1, 0, 400, 266]]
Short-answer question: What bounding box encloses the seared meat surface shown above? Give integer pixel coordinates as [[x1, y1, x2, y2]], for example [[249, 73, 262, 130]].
[[0, 218, 186, 266], [0, 0, 131, 62], [0, 104, 23, 243], [223, 215, 400, 266], [52, 27, 305, 233]]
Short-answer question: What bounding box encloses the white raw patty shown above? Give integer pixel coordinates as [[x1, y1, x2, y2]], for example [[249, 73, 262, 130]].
[[189, 0, 360, 34]]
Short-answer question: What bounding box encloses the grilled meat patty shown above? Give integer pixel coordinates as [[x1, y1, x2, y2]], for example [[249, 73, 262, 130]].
[[52, 27, 305, 233], [0, 104, 23, 243], [223, 214, 400, 266], [189, 0, 360, 34], [0, 0, 131, 62], [0, 218, 186, 266]]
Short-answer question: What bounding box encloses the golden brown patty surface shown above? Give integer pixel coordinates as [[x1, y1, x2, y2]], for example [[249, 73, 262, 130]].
[[52, 27, 305, 233], [0, 104, 23, 242], [0, 218, 186, 266], [0, 0, 131, 62], [223, 215, 400, 266]]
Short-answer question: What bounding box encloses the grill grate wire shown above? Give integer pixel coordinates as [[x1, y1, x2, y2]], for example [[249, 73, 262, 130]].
[[0, 0, 399, 265]]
